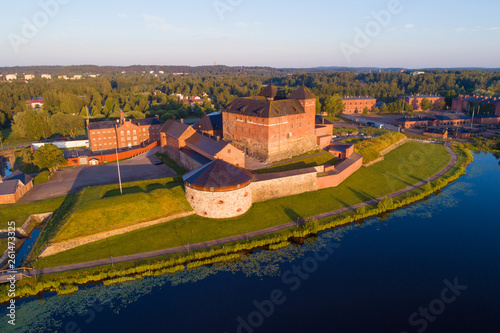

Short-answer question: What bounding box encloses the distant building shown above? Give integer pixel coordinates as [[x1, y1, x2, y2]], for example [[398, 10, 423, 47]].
[[341, 97, 377, 114], [159, 71, 165, 74], [0, 171, 34, 204], [452, 95, 500, 117], [72, 75, 83, 80], [87, 111, 161, 152], [58, 75, 69, 80], [41, 74, 52, 79], [395, 114, 470, 128], [400, 95, 445, 111], [5, 74, 17, 81], [473, 114, 500, 125], [24, 74, 35, 80], [411, 71, 425, 76], [423, 128, 448, 139], [26, 99, 45, 109], [454, 128, 471, 139], [193, 112, 223, 138]]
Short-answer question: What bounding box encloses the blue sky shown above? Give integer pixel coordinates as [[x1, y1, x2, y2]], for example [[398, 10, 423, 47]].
[[0, 0, 499, 68]]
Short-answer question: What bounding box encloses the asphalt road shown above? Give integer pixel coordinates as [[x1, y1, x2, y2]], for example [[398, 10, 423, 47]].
[[20, 147, 176, 202]]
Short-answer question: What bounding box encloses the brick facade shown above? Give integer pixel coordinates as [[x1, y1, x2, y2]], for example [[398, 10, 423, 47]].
[[88, 111, 161, 152], [342, 97, 377, 114], [400, 95, 445, 112]]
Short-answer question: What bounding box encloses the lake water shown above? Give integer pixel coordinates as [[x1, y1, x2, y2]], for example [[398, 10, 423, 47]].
[[2, 160, 12, 178], [2, 152, 500, 333]]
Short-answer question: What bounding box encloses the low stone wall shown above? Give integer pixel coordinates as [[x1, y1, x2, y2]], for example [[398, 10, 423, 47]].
[[179, 150, 204, 171], [161, 146, 203, 171], [363, 137, 408, 167], [0, 213, 53, 238], [251, 169, 318, 203], [39, 211, 195, 258], [317, 154, 363, 189]]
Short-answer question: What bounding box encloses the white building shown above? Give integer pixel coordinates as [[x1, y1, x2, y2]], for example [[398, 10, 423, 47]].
[[24, 74, 35, 80], [41, 74, 52, 79], [72, 75, 83, 80], [5, 74, 17, 81], [58, 75, 69, 80]]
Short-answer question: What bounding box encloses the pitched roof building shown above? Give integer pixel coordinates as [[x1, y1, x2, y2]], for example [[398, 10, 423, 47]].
[[0, 171, 34, 204], [87, 111, 161, 152], [222, 84, 327, 162]]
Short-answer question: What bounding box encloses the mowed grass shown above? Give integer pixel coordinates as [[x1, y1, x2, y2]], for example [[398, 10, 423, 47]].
[[0, 196, 66, 229], [255, 152, 341, 174], [38, 142, 452, 267], [52, 178, 193, 242]]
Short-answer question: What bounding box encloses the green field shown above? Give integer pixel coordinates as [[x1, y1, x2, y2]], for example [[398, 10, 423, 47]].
[[51, 178, 192, 242], [37, 142, 452, 268], [0, 196, 66, 229], [255, 152, 340, 174]]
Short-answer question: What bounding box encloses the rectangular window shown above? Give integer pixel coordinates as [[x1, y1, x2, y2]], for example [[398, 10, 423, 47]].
[[228, 149, 231, 154]]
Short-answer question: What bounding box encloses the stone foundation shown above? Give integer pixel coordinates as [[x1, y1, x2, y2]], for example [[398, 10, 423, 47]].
[[185, 185, 252, 219]]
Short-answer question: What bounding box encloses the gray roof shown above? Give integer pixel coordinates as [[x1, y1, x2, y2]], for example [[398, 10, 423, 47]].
[[6, 170, 33, 186], [193, 113, 222, 132], [88, 117, 160, 130], [224, 97, 305, 118], [160, 120, 193, 139], [185, 133, 230, 157], [0, 180, 20, 196], [342, 96, 376, 101]]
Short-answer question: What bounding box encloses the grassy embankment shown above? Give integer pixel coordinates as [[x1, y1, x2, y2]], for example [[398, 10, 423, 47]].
[[341, 132, 407, 164], [27, 177, 192, 261], [254, 152, 341, 174], [0, 196, 66, 230], [37, 141, 451, 268], [0, 144, 472, 301]]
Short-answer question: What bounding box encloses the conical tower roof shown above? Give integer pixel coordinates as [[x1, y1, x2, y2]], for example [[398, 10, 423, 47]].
[[288, 84, 317, 100], [258, 83, 284, 100], [183, 159, 253, 191]]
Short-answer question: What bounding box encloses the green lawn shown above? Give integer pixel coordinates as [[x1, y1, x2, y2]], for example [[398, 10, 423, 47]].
[[255, 152, 340, 174], [37, 142, 452, 267], [51, 178, 192, 242], [0, 196, 66, 229], [33, 171, 52, 184], [155, 152, 188, 175]]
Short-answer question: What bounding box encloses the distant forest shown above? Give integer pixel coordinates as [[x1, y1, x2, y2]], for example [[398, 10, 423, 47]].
[[1, 68, 499, 140]]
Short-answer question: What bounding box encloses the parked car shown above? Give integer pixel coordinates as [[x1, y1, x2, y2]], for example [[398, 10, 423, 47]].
[[154, 160, 163, 165]]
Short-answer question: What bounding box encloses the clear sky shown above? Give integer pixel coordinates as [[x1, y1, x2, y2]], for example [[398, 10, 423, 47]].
[[1, 0, 499, 68]]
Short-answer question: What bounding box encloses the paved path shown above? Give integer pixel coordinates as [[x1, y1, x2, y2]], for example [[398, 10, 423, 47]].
[[0, 145, 458, 281], [20, 147, 176, 202]]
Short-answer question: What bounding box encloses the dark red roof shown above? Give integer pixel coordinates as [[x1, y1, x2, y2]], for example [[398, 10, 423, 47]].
[[258, 83, 284, 100], [224, 97, 305, 118], [183, 159, 253, 190]]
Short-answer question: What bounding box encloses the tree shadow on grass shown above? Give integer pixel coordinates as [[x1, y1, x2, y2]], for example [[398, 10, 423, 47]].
[[346, 186, 374, 203], [282, 205, 302, 222]]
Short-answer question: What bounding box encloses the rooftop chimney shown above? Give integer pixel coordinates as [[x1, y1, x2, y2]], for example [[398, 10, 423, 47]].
[[180, 118, 184, 124], [120, 110, 125, 124]]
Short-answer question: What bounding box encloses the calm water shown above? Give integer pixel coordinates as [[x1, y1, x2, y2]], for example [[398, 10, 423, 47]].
[[2, 152, 500, 333]]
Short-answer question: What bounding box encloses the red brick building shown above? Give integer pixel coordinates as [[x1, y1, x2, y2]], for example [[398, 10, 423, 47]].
[[192, 112, 223, 138], [0, 171, 33, 204], [341, 97, 377, 114], [160, 119, 245, 167], [223, 84, 326, 162], [423, 128, 448, 139], [400, 95, 445, 111], [87, 111, 161, 152], [473, 114, 500, 125], [452, 95, 500, 120]]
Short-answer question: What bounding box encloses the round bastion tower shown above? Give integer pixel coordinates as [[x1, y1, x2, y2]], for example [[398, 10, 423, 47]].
[[183, 159, 253, 219]]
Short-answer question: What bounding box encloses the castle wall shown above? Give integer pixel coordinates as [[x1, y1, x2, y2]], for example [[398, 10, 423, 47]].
[[185, 185, 252, 219], [251, 170, 317, 203]]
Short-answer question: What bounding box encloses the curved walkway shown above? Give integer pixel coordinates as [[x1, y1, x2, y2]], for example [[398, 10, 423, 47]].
[[3, 146, 457, 280]]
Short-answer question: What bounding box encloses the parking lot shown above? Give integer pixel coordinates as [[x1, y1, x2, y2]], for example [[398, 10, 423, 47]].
[[20, 147, 176, 202]]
